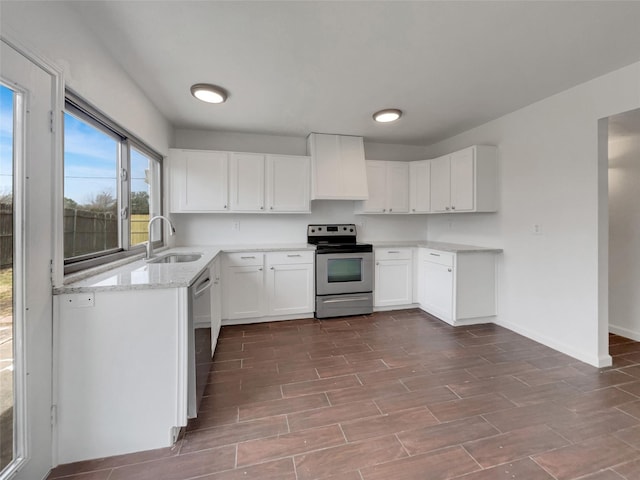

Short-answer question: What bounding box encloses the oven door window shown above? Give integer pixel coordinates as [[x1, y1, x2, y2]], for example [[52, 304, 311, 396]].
[[327, 258, 362, 283]]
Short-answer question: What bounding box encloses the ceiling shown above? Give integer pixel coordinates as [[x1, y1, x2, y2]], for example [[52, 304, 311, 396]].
[[70, 1, 640, 146]]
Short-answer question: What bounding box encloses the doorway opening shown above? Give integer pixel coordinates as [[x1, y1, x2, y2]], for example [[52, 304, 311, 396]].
[[608, 107, 640, 354]]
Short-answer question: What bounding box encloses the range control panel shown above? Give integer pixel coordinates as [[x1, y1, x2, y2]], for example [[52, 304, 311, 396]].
[[307, 224, 356, 238]]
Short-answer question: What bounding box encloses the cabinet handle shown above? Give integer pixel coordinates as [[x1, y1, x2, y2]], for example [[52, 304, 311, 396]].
[[389, 208, 393, 212], [451, 206, 456, 210], [445, 207, 450, 211], [382, 209, 386, 212], [270, 206, 273, 210], [241, 256, 256, 259], [260, 206, 264, 210], [388, 250, 400, 254], [258, 267, 263, 271], [376, 262, 379, 265], [429, 253, 440, 257], [412, 208, 416, 212], [224, 204, 228, 209], [287, 254, 302, 257], [448, 268, 452, 272], [270, 266, 275, 270]]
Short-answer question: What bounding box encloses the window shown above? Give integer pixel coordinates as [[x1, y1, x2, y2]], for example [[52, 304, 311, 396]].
[[63, 93, 163, 273]]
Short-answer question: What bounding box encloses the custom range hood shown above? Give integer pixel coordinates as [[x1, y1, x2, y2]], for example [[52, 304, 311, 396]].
[[307, 133, 369, 200]]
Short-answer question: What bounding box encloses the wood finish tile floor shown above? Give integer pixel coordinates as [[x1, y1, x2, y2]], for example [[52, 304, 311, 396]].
[[48, 310, 640, 480]]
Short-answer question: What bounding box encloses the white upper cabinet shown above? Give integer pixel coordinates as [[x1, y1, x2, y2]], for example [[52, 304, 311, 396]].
[[430, 145, 498, 213], [170, 149, 310, 214], [360, 161, 387, 213], [266, 155, 311, 212], [308, 133, 369, 200], [358, 160, 409, 214], [169, 149, 229, 213], [409, 160, 431, 213], [430, 154, 451, 213], [229, 153, 266, 212]]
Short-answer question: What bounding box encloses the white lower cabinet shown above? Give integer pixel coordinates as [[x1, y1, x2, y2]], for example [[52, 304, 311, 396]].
[[266, 252, 315, 315], [222, 251, 314, 321], [55, 288, 191, 463], [223, 253, 265, 319], [374, 248, 413, 307], [417, 248, 497, 325]]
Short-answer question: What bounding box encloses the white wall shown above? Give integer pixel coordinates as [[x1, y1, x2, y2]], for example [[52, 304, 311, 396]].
[[609, 110, 640, 340], [0, 1, 172, 154], [425, 62, 640, 367], [173, 201, 428, 246], [174, 129, 429, 161], [172, 130, 429, 245]]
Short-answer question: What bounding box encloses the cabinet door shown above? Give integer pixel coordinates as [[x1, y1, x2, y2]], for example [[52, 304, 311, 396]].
[[450, 148, 475, 212], [409, 160, 430, 213], [375, 259, 412, 307], [229, 153, 265, 212], [420, 260, 454, 322], [339, 135, 369, 199], [430, 155, 451, 213], [223, 265, 264, 319], [387, 162, 409, 213], [170, 149, 228, 212], [210, 257, 222, 352], [266, 155, 310, 212], [361, 161, 387, 213], [266, 262, 314, 315]]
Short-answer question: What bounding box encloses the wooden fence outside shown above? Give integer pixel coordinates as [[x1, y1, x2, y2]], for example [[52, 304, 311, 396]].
[[0, 205, 150, 265], [0, 204, 12, 268]]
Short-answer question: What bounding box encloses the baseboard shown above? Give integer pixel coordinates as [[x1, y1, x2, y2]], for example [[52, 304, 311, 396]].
[[222, 312, 314, 326], [451, 316, 495, 327], [494, 317, 609, 368], [609, 324, 640, 342], [374, 303, 420, 312]]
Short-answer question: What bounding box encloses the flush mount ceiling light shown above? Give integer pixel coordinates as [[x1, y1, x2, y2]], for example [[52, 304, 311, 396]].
[[373, 108, 402, 123], [190, 83, 228, 104]]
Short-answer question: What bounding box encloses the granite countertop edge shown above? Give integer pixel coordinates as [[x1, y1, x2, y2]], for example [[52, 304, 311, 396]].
[[54, 244, 316, 295], [370, 240, 503, 254]]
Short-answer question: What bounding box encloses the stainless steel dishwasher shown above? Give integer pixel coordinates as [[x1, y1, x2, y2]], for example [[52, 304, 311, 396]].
[[188, 268, 213, 418]]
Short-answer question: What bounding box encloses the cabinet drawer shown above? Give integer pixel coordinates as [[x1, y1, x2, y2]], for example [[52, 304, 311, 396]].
[[422, 249, 454, 267], [267, 251, 314, 265], [375, 248, 413, 261], [225, 252, 264, 266]]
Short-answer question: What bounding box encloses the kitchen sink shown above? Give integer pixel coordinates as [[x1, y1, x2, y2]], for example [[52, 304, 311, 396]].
[[148, 253, 202, 264]]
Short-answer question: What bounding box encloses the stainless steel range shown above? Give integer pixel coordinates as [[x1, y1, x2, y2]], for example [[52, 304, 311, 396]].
[[307, 224, 373, 319]]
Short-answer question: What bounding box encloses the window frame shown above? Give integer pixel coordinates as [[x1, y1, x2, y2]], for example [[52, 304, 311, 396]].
[[63, 91, 164, 275]]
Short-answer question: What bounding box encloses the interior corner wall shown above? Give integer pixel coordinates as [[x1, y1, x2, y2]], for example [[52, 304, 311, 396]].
[[609, 114, 640, 341], [0, 1, 172, 155], [424, 62, 640, 367]]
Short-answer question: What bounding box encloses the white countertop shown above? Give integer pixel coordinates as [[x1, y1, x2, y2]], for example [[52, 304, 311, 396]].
[[371, 240, 503, 254], [54, 244, 315, 294], [55, 241, 501, 294]]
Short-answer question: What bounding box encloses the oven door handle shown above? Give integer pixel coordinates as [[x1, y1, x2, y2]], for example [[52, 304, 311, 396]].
[[321, 296, 371, 304]]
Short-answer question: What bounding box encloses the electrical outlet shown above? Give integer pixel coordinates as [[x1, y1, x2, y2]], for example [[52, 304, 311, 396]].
[[232, 221, 240, 231], [532, 224, 542, 235]]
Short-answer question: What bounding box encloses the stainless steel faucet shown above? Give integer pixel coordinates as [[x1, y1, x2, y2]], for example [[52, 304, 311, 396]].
[[146, 215, 176, 260]]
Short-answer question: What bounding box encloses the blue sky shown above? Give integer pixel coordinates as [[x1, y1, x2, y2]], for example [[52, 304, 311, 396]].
[[0, 85, 13, 197], [64, 113, 150, 205], [1, 85, 150, 206]]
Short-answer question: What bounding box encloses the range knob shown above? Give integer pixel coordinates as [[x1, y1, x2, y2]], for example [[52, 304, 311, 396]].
[[311, 229, 315, 233], [343, 226, 347, 231], [350, 228, 354, 232]]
